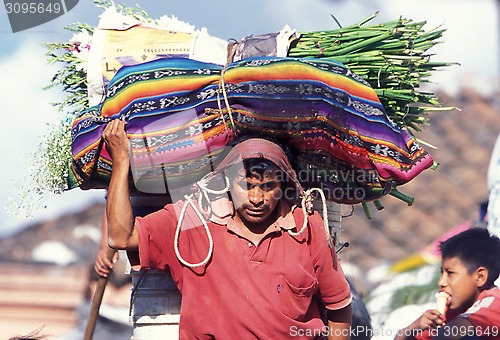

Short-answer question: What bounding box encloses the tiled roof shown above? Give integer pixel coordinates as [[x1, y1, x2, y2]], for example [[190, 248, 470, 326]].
[[340, 88, 500, 271]]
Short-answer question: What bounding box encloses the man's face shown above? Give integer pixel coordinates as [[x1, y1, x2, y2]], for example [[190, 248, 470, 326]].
[[230, 169, 282, 228], [438, 257, 480, 313]]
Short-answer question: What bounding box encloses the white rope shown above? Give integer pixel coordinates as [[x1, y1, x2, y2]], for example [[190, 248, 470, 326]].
[[174, 182, 332, 268], [197, 175, 231, 195], [288, 188, 332, 248], [216, 65, 236, 135], [197, 189, 212, 216], [174, 194, 214, 268], [173, 176, 229, 268], [196, 176, 231, 216]]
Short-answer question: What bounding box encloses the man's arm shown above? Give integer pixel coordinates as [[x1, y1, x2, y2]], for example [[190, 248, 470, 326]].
[[102, 119, 138, 250], [327, 304, 352, 340], [94, 209, 119, 277]]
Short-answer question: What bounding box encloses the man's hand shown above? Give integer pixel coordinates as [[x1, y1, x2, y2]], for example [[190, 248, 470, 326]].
[[102, 119, 129, 164], [94, 247, 118, 277]]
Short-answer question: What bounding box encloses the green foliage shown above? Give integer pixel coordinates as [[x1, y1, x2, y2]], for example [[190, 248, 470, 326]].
[[10, 0, 156, 216], [389, 266, 441, 310], [7, 118, 73, 217], [43, 25, 93, 112], [94, 0, 154, 23]]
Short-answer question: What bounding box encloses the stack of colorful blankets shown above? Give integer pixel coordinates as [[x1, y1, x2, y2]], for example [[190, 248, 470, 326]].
[[71, 56, 433, 204]]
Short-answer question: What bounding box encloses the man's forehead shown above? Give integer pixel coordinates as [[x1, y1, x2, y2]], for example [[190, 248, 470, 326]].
[[244, 175, 280, 183], [236, 170, 281, 182]]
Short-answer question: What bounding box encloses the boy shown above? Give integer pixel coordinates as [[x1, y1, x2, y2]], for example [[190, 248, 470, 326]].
[[396, 227, 500, 340]]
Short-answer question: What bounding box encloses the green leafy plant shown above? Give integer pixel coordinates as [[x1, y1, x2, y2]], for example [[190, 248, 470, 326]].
[[9, 0, 155, 216], [389, 265, 441, 310]]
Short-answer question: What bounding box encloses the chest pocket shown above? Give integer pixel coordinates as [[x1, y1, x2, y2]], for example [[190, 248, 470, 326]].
[[275, 208, 323, 320], [278, 273, 318, 320]]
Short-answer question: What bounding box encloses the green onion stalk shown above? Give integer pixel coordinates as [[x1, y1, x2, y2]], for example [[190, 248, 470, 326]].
[[288, 11, 458, 133]]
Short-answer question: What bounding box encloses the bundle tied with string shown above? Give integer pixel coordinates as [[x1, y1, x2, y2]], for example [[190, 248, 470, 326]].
[[71, 56, 434, 206], [35, 4, 455, 221]]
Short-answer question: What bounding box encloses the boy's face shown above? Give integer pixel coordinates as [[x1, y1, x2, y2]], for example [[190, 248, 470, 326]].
[[438, 257, 481, 313]]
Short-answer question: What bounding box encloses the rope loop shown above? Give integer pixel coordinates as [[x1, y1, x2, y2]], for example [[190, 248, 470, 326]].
[[174, 194, 214, 268], [288, 188, 332, 248], [173, 175, 230, 268], [216, 61, 236, 136], [195, 175, 231, 215]]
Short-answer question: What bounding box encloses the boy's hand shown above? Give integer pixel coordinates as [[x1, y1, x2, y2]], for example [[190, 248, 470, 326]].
[[413, 309, 445, 330], [396, 309, 445, 340]]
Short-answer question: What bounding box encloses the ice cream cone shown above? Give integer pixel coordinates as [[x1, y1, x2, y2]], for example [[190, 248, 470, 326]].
[[435, 292, 449, 314]]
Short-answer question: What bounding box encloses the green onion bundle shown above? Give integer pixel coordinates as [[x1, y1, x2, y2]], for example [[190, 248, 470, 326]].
[[288, 12, 458, 133]]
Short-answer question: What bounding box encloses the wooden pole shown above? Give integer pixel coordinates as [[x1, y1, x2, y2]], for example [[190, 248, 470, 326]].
[[327, 201, 342, 250], [83, 247, 117, 340]]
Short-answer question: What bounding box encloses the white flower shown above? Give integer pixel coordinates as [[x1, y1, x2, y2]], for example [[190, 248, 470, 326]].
[[69, 30, 92, 47], [69, 30, 92, 69], [97, 6, 141, 29], [155, 14, 197, 33]]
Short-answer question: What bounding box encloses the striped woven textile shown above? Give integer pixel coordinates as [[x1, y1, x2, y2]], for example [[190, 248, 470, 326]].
[[70, 56, 433, 204]]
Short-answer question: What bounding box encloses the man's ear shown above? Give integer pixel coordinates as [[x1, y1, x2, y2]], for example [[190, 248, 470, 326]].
[[475, 266, 489, 288]]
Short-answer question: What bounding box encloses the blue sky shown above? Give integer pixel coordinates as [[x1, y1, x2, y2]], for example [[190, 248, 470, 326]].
[[0, 0, 498, 237]]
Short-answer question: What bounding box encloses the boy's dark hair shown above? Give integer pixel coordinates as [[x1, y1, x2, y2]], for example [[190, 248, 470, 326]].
[[440, 227, 500, 285]]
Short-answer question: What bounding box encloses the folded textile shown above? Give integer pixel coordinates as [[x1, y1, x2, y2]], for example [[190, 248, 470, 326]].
[[71, 56, 433, 204], [87, 7, 228, 106], [231, 25, 297, 62]]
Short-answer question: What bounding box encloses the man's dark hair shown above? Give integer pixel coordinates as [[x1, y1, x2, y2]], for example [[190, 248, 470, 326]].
[[223, 136, 298, 202], [242, 158, 285, 181], [440, 227, 500, 285]]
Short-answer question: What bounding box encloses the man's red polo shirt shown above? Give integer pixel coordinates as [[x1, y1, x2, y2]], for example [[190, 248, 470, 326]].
[[136, 200, 352, 339]]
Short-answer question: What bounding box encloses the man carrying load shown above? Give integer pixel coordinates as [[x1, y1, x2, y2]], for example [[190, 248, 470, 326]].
[[103, 118, 352, 339]]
